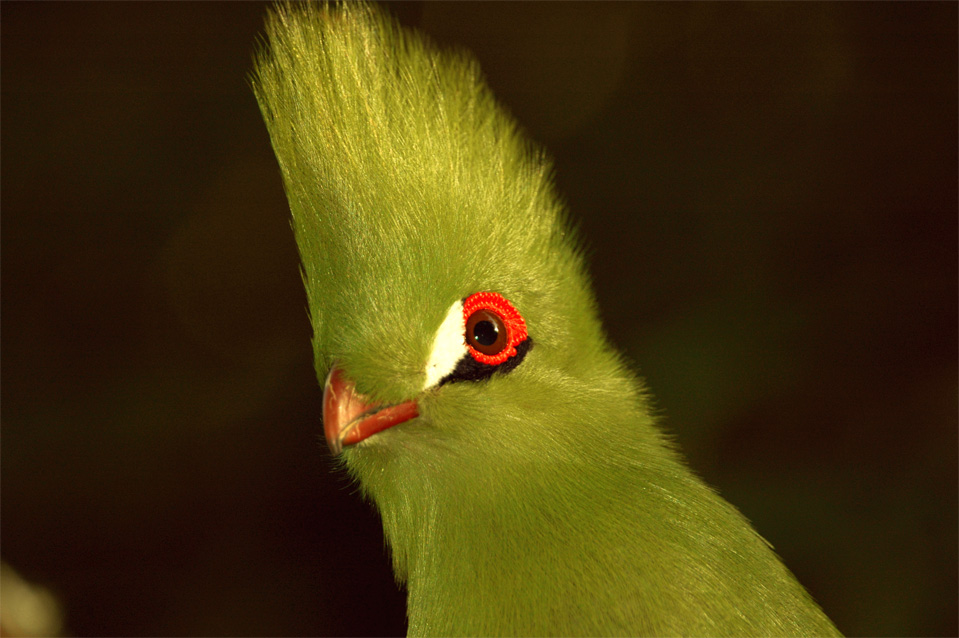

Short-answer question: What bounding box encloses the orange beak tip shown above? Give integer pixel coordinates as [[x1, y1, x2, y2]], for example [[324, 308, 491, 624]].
[[322, 365, 419, 454]]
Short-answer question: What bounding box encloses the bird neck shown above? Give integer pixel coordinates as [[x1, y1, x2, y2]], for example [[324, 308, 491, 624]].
[[350, 366, 839, 636]]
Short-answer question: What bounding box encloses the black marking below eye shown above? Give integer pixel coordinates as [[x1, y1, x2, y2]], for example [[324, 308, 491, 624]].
[[437, 338, 533, 388]]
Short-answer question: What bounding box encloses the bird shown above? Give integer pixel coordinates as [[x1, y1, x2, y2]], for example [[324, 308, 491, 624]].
[[251, 3, 841, 635]]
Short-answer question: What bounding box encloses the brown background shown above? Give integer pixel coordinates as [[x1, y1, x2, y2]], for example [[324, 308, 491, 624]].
[[2, 2, 956, 636]]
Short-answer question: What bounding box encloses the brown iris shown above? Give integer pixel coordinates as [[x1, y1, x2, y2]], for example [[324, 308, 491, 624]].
[[465, 308, 508, 356]]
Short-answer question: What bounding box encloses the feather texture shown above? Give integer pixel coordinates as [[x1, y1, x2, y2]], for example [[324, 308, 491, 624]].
[[252, 3, 841, 635]]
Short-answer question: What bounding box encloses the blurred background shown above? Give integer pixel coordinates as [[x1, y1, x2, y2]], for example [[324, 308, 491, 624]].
[[2, 2, 956, 636]]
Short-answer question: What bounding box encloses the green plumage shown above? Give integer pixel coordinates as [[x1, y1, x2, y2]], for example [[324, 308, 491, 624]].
[[251, 3, 840, 635]]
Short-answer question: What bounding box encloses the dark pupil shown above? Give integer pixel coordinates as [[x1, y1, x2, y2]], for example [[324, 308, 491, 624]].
[[473, 320, 499, 346]]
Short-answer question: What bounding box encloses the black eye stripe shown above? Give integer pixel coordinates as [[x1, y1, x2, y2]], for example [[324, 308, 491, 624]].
[[437, 337, 533, 388]]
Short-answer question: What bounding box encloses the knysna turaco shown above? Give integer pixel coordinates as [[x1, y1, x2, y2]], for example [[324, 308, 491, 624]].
[[251, 3, 841, 635]]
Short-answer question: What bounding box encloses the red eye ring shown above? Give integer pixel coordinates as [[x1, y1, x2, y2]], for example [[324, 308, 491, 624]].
[[463, 292, 528, 366]]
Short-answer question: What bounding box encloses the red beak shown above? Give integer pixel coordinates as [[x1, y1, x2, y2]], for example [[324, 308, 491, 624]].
[[322, 365, 419, 454]]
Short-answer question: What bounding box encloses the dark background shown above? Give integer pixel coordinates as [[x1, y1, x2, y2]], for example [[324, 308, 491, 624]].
[[2, 2, 956, 636]]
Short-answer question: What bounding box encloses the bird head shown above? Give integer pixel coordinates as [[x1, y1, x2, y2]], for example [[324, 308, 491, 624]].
[[250, 8, 664, 596], [252, 2, 634, 478]]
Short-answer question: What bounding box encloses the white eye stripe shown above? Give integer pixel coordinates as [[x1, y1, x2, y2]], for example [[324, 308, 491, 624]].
[[423, 299, 466, 390]]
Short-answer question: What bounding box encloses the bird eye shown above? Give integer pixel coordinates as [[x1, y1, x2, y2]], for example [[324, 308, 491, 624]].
[[424, 292, 533, 389], [462, 292, 529, 366], [466, 309, 507, 355]]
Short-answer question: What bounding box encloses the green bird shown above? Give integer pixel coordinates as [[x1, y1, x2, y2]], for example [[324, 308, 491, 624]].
[[252, 3, 841, 636]]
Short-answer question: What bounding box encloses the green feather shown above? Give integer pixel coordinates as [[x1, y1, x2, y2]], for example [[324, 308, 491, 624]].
[[251, 3, 841, 635]]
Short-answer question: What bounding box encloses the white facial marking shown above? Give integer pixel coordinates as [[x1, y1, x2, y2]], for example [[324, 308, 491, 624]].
[[423, 298, 466, 390]]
